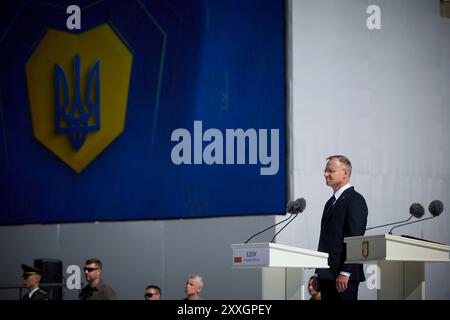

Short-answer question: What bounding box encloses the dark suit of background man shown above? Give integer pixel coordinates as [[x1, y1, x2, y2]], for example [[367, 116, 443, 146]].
[[311, 155, 368, 300]]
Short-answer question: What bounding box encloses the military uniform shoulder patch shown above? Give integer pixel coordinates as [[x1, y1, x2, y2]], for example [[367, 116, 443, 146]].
[[32, 289, 50, 300]]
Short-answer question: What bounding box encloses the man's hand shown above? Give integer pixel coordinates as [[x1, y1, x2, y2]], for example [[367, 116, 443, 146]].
[[336, 274, 349, 293]]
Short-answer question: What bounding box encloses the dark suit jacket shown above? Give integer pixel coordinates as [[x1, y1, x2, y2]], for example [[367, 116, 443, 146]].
[[317, 186, 368, 282]]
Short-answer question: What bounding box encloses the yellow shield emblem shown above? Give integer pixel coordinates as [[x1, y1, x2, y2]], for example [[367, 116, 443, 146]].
[[362, 241, 369, 258], [25, 24, 133, 173]]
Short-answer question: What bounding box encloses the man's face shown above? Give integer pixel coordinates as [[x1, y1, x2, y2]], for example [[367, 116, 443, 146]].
[[308, 279, 319, 296], [145, 288, 161, 300], [83, 263, 101, 283], [185, 278, 201, 297], [23, 274, 39, 289], [324, 158, 348, 191]]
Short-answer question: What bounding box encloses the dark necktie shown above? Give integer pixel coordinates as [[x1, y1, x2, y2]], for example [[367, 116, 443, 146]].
[[329, 195, 336, 206], [321, 195, 336, 227]]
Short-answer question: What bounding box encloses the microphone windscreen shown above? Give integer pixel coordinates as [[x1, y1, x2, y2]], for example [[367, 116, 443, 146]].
[[409, 203, 425, 218], [429, 200, 444, 217], [286, 201, 296, 214], [294, 198, 306, 213]]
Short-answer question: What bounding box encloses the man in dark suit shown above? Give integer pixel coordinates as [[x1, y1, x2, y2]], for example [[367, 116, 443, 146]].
[[21, 264, 49, 300], [311, 155, 368, 300]]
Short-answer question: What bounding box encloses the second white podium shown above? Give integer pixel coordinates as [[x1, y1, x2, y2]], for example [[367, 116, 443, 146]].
[[345, 234, 450, 300], [231, 242, 328, 300]]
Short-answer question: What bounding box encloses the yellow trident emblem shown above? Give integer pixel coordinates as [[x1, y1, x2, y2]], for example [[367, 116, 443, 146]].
[[26, 24, 133, 173]]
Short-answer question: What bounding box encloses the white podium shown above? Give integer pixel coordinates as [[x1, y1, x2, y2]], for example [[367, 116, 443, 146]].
[[344, 234, 450, 300], [231, 242, 328, 300]]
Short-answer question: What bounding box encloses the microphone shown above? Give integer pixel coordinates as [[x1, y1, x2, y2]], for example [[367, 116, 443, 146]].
[[288, 198, 306, 214], [244, 198, 306, 244], [411, 203, 426, 218], [365, 203, 424, 231], [271, 198, 306, 243], [429, 200, 444, 217], [388, 200, 444, 235]]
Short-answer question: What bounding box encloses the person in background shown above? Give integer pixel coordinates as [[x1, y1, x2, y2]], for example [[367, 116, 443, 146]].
[[308, 276, 321, 300], [21, 264, 49, 300], [183, 274, 204, 300], [144, 285, 161, 300], [79, 258, 117, 300]]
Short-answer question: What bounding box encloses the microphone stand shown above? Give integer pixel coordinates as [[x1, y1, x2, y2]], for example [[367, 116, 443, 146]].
[[365, 215, 414, 231], [270, 213, 299, 243], [244, 214, 294, 244], [388, 216, 436, 235]]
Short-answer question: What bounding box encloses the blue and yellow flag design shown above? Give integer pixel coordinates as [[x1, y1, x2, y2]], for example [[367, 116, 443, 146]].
[[26, 24, 132, 173], [0, 0, 285, 224]]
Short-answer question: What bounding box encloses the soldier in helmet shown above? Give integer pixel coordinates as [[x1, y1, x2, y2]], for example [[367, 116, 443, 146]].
[[21, 264, 49, 300]]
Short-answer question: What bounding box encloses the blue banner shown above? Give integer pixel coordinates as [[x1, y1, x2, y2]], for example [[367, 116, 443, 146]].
[[0, 0, 286, 224]]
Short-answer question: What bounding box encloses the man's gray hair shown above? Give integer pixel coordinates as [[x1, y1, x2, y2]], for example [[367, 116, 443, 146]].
[[326, 155, 352, 176], [187, 274, 203, 289]]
